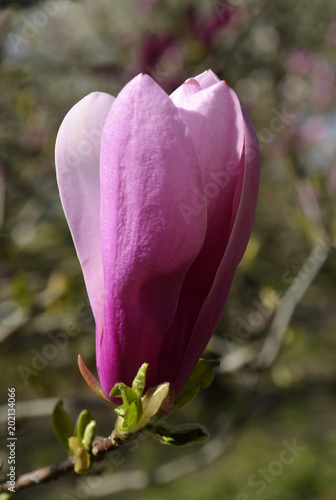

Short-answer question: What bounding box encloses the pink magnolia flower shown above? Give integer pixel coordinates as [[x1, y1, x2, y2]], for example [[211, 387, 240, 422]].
[[55, 69, 260, 401]]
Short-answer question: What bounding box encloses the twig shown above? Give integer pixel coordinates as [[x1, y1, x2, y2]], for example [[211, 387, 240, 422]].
[[85, 419, 234, 497], [254, 238, 331, 368], [218, 238, 332, 373], [0, 434, 127, 494], [0, 417, 235, 496], [1, 458, 74, 492]]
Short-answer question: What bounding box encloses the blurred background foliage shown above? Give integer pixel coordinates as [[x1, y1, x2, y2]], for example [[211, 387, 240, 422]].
[[0, 0, 336, 499]]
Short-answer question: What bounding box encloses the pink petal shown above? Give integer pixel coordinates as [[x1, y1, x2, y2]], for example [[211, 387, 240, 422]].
[[174, 108, 260, 394], [169, 77, 202, 105], [97, 74, 207, 397], [175, 81, 245, 223], [155, 81, 246, 387], [55, 92, 115, 334], [194, 69, 221, 89]]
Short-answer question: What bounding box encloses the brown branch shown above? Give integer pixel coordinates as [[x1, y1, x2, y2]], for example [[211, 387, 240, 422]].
[[0, 433, 130, 494], [1, 458, 75, 493]]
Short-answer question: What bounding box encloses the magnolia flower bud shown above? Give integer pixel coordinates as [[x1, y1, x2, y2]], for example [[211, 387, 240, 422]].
[[55, 69, 260, 401]]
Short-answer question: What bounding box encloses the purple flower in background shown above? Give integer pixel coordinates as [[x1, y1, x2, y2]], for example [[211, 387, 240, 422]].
[[55, 69, 260, 401], [185, 5, 231, 46]]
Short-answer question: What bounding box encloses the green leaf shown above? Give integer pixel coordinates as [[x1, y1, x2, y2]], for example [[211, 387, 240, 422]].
[[145, 421, 209, 446], [111, 364, 170, 437], [82, 420, 97, 451], [132, 363, 148, 396], [69, 437, 91, 474], [140, 383, 170, 427], [174, 358, 220, 410], [75, 409, 94, 442], [110, 383, 142, 432], [52, 400, 73, 450], [110, 383, 139, 405], [0, 493, 14, 500]]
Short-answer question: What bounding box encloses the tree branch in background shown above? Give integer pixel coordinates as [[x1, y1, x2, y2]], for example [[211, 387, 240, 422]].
[[218, 236, 332, 374], [254, 238, 331, 369]]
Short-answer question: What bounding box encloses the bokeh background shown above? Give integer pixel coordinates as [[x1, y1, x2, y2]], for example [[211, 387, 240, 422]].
[[1, 0, 336, 499]]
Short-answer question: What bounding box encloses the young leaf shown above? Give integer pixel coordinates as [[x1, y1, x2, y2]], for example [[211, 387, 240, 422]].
[[145, 421, 209, 446], [82, 420, 97, 451], [68, 437, 91, 474], [78, 355, 114, 404], [75, 409, 94, 442], [174, 358, 220, 410], [110, 383, 142, 433], [132, 363, 148, 397], [140, 383, 170, 427], [52, 400, 73, 450]]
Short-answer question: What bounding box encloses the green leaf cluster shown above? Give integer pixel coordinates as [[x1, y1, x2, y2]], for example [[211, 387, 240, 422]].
[[109, 359, 219, 446], [110, 363, 170, 437], [52, 401, 97, 474]]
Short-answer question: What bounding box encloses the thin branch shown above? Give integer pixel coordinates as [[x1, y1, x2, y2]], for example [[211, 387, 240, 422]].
[[0, 433, 125, 494], [2, 458, 75, 492], [218, 238, 332, 373], [0, 420, 235, 495], [253, 239, 331, 368], [90, 420, 234, 497]]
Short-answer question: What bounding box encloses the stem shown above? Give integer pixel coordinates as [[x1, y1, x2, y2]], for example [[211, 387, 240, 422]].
[[0, 433, 132, 494]]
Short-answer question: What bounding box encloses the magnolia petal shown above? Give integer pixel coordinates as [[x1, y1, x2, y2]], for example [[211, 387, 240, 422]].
[[154, 81, 247, 387], [97, 74, 207, 397], [55, 92, 115, 334], [217, 109, 260, 275], [170, 77, 202, 106], [194, 69, 221, 89], [175, 80, 245, 223], [174, 109, 260, 394]]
